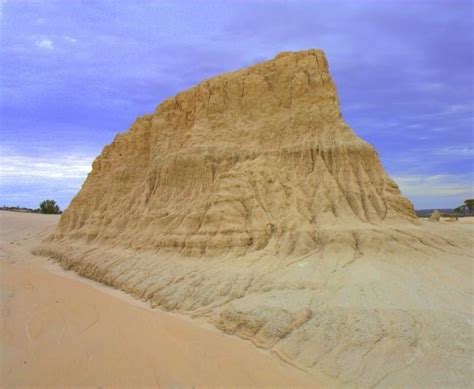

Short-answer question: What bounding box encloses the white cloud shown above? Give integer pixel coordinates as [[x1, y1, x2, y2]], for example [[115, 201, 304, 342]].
[[0, 151, 93, 183], [0, 148, 96, 208], [392, 174, 474, 198], [64, 36, 77, 43], [36, 38, 54, 50]]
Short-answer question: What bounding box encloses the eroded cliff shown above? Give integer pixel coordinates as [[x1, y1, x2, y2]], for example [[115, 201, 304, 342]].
[[52, 49, 415, 257]]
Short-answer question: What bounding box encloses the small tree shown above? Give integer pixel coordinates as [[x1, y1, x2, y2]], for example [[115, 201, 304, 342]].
[[39, 199, 61, 214], [464, 199, 474, 214]]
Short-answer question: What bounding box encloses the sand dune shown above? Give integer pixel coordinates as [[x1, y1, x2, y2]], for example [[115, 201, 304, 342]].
[[1, 211, 318, 387]]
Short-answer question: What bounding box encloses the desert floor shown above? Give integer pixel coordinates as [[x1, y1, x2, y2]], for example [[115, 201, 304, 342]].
[[0, 211, 317, 387]]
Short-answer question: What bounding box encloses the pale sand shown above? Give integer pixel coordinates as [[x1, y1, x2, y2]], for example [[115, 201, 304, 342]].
[[37, 214, 474, 386], [0, 211, 318, 387]]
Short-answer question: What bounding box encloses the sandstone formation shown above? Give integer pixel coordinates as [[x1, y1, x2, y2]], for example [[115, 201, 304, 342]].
[[50, 49, 415, 257], [430, 209, 441, 221], [38, 50, 473, 387]]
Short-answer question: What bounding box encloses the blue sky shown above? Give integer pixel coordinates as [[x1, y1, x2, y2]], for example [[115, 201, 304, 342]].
[[1, 0, 473, 210]]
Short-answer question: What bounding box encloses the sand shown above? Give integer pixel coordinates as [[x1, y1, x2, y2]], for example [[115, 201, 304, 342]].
[[0, 211, 318, 387], [38, 213, 474, 387]]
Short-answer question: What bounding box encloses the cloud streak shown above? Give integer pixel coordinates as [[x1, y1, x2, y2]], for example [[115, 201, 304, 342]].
[[36, 38, 53, 50], [392, 173, 474, 208], [0, 151, 93, 182], [0, 149, 93, 209]]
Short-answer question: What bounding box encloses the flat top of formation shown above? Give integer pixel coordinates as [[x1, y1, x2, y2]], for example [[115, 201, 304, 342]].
[[150, 48, 349, 153]]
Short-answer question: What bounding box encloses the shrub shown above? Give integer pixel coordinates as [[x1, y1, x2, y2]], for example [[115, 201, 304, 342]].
[[39, 199, 61, 214]]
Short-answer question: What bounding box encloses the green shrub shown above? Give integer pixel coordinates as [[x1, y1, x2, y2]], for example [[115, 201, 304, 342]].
[[39, 199, 61, 214]]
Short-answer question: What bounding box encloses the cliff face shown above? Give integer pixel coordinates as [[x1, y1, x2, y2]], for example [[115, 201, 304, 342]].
[[53, 49, 415, 257]]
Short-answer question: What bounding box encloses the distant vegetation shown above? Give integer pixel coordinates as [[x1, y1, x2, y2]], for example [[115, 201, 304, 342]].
[[416, 209, 455, 218], [454, 199, 474, 214], [39, 200, 62, 214], [416, 199, 474, 218], [0, 206, 41, 213], [0, 199, 62, 215]]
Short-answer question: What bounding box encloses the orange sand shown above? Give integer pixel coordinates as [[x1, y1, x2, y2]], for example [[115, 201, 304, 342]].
[[0, 211, 317, 387]]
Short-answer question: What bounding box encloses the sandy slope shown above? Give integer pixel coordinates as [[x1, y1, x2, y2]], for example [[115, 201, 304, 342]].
[[40, 217, 474, 387], [0, 211, 318, 387]]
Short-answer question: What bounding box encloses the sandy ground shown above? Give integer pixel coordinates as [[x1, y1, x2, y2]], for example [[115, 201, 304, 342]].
[[440, 216, 474, 223], [0, 211, 317, 387], [38, 213, 474, 386]]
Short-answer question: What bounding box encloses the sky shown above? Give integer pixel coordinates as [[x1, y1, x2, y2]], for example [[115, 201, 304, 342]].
[[1, 0, 473, 210]]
